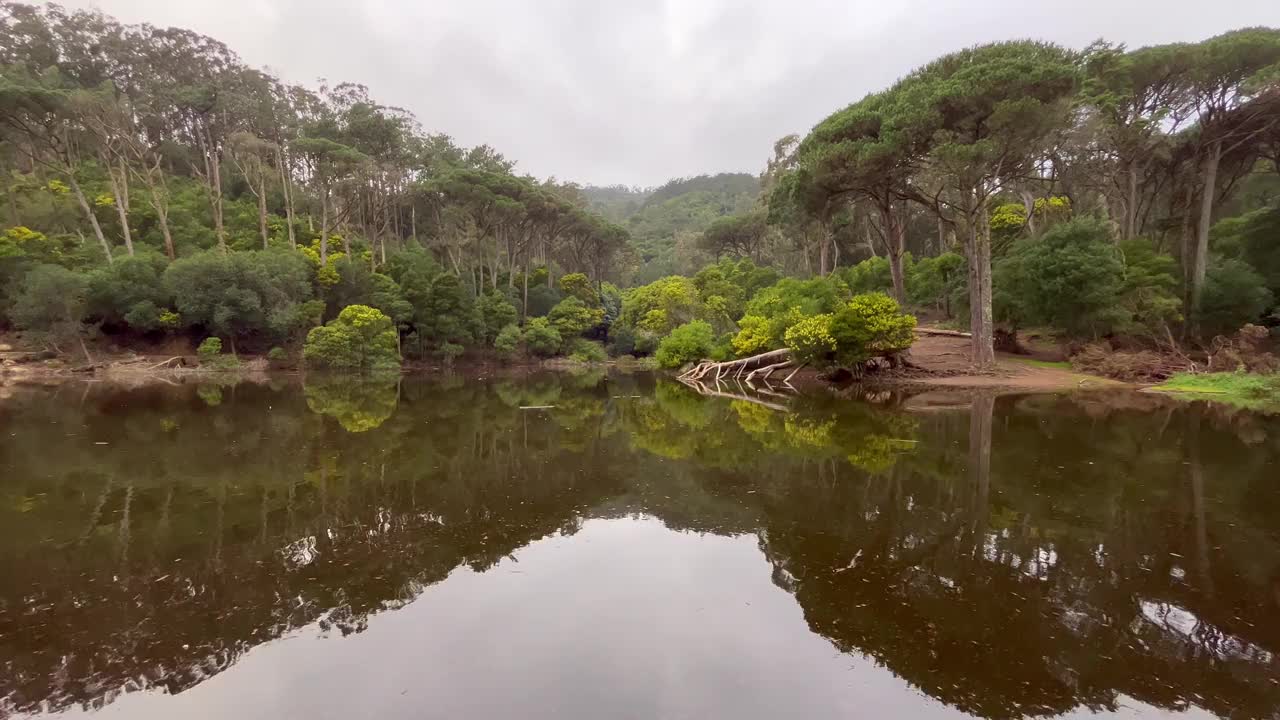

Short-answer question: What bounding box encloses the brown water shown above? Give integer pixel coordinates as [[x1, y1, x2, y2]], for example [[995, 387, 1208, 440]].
[[1, 372, 1278, 720]]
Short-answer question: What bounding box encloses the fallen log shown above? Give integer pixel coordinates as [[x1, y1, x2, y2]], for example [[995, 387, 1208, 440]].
[[745, 359, 794, 383], [0, 350, 58, 363], [680, 348, 791, 382], [913, 327, 971, 338]]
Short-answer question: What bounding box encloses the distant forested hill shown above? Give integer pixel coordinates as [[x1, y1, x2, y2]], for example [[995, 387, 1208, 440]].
[[614, 173, 760, 282]]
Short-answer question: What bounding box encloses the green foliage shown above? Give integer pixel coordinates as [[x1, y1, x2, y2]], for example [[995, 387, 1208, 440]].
[[164, 249, 315, 347], [566, 338, 607, 363], [621, 276, 706, 334], [1116, 239, 1183, 340], [476, 290, 518, 343], [493, 323, 522, 358], [196, 337, 223, 359], [908, 252, 966, 316], [267, 346, 289, 367], [692, 257, 779, 325], [522, 317, 562, 357], [525, 285, 562, 317], [87, 253, 171, 332], [1195, 258, 1274, 338], [606, 325, 636, 357], [655, 320, 715, 369], [303, 305, 401, 372], [844, 255, 911, 295], [439, 342, 465, 365], [731, 276, 850, 355], [400, 271, 477, 351], [784, 313, 837, 365], [547, 296, 604, 339], [827, 293, 917, 366], [994, 218, 1126, 336], [12, 264, 89, 352], [558, 273, 597, 306]]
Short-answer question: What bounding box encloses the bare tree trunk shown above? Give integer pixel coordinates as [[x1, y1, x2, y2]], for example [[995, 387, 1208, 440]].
[[818, 231, 830, 276], [1125, 162, 1140, 241], [1191, 139, 1221, 314], [967, 198, 995, 368], [104, 154, 134, 256], [257, 178, 269, 249], [67, 173, 112, 265], [883, 204, 906, 303], [277, 147, 297, 247], [320, 185, 330, 263]]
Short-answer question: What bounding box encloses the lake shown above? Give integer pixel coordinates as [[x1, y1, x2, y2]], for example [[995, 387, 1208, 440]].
[[1, 371, 1278, 720]]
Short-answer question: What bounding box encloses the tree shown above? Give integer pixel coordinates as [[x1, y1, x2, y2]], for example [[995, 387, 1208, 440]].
[[303, 304, 400, 372], [476, 290, 517, 343], [11, 263, 92, 360], [655, 320, 714, 369], [547, 296, 603, 339], [521, 316, 561, 357], [895, 42, 1079, 366]]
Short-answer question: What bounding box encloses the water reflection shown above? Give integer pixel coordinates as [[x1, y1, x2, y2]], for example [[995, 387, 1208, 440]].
[[0, 373, 1277, 719]]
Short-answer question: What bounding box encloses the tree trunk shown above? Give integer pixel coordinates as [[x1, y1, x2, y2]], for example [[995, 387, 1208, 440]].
[[1191, 139, 1221, 314], [1125, 162, 1140, 241], [258, 177, 269, 249], [320, 186, 330, 264], [818, 231, 830, 276], [883, 204, 906, 303], [522, 260, 530, 319], [105, 154, 134, 256], [277, 147, 297, 247], [967, 200, 995, 368], [67, 173, 112, 265]]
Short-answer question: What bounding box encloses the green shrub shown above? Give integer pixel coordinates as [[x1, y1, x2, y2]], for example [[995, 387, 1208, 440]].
[[522, 317, 562, 357], [267, 346, 289, 366], [548, 296, 604, 339], [607, 325, 636, 357], [827, 293, 916, 366], [1196, 257, 1273, 339], [439, 342, 465, 365], [784, 313, 837, 365], [197, 337, 223, 359], [993, 217, 1125, 336], [655, 320, 715, 369], [476, 290, 518, 342], [908, 252, 966, 317], [494, 323, 522, 357], [567, 338, 607, 363], [303, 304, 401, 372], [634, 330, 660, 356]]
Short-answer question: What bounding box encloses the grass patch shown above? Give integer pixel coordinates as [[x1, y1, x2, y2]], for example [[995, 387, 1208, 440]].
[[1151, 372, 1280, 411]]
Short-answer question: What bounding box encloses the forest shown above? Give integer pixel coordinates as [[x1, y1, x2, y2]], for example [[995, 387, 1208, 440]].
[[1, 2, 1278, 379]]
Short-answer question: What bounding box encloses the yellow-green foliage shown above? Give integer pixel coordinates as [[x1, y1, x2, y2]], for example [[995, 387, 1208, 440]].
[[621, 276, 705, 335], [1153, 372, 1280, 411], [303, 304, 401, 372], [304, 375, 399, 432], [298, 240, 346, 287], [783, 313, 836, 365], [829, 293, 916, 365]]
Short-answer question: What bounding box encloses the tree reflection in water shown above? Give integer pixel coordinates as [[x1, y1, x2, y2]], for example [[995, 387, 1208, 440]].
[[0, 374, 1277, 719]]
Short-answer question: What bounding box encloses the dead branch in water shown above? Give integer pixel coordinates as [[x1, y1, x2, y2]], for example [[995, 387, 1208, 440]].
[[680, 348, 791, 382]]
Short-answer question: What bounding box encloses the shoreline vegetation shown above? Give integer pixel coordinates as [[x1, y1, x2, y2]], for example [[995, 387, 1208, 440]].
[[2, 5, 1278, 409]]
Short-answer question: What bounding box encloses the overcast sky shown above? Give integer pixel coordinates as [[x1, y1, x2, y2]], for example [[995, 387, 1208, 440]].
[[55, 0, 1280, 187]]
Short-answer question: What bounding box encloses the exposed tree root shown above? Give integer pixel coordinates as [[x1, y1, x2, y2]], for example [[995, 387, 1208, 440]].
[[680, 348, 791, 382]]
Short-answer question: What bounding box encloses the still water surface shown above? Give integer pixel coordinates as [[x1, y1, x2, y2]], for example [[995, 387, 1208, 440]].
[[1, 371, 1278, 719]]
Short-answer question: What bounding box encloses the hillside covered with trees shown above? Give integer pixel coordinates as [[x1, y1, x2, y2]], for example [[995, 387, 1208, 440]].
[[1, 2, 1278, 380]]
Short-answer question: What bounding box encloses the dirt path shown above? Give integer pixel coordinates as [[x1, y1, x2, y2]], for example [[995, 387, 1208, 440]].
[[903, 333, 1121, 391]]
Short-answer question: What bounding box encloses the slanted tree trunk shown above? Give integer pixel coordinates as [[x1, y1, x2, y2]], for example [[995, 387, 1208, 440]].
[[67, 173, 112, 265]]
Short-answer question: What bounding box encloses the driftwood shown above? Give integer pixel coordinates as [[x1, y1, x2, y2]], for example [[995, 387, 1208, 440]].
[[913, 327, 971, 338], [680, 348, 792, 382], [147, 356, 190, 370], [0, 350, 58, 363]]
